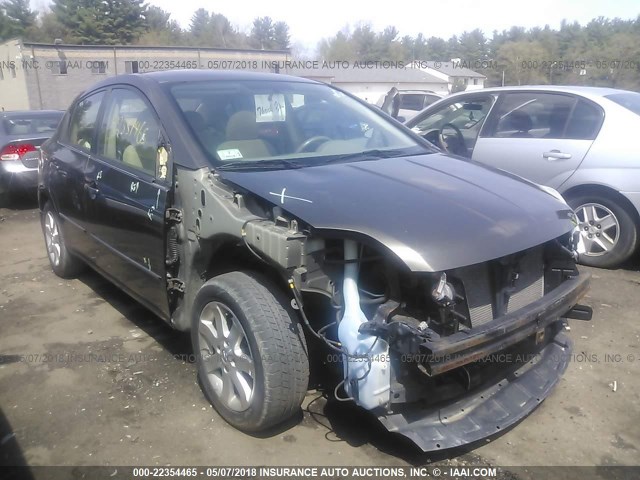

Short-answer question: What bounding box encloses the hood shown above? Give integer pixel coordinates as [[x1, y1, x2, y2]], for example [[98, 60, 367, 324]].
[[219, 153, 574, 272]]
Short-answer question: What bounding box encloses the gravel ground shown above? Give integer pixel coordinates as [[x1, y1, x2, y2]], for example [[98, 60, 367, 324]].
[[1, 199, 639, 479]]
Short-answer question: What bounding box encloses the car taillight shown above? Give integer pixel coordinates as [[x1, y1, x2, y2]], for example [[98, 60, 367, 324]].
[[0, 143, 37, 161]]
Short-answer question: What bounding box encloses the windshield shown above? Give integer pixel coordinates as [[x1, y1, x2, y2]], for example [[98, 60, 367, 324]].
[[605, 92, 640, 116], [167, 79, 431, 169]]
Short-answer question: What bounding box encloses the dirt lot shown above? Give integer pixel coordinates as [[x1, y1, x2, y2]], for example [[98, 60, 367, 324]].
[[1, 198, 639, 477]]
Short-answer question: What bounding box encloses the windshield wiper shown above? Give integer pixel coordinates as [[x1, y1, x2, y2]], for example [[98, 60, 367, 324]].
[[315, 148, 415, 165], [216, 158, 305, 171]]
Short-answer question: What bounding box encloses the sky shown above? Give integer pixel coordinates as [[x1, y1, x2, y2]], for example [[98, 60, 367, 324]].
[[152, 0, 638, 46], [38, 0, 640, 54]]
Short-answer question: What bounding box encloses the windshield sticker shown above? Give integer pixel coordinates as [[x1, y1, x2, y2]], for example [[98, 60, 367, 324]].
[[217, 148, 244, 160], [255, 94, 286, 122]]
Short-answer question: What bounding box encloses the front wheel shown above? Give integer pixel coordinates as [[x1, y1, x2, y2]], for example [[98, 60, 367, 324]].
[[567, 193, 638, 268], [192, 271, 309, 432]]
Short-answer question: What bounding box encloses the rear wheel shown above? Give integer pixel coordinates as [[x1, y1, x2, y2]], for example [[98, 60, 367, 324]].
[[192, 271, 309, 432], [567, 193, 638, 268], [41, 203, 84, 278]]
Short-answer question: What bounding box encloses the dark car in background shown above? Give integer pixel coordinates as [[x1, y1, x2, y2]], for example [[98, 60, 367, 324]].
[[405, 86, 640, 268], [38, 70, 591, 451], [0, 110, 64, 207]]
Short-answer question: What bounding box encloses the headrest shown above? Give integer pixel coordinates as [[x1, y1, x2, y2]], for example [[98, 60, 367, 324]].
[[225, 111, 258, 141], [508, 110, 533, 132]]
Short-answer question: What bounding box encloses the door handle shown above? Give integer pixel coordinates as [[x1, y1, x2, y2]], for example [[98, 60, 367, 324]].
[[85, 182, 99, 200], [543, 150, 572, 160]]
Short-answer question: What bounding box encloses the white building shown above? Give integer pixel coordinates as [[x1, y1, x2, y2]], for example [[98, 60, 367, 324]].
[[411, 60, 487, 92], [287, 66, 448, 103]]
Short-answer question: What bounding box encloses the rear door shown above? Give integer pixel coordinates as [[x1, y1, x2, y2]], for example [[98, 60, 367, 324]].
[[83, 87, 171, 319], [47, 91, 106, 255], [472, 91, 604, 188]]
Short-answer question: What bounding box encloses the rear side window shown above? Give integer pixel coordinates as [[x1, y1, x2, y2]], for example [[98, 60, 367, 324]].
[[489, 93, 576, 139], [2, 114, 62, 136], [564, 100, 603, 140], [67, 91, 105, 151], [400, 94, 426, 112], [605, 92, 640, 116]]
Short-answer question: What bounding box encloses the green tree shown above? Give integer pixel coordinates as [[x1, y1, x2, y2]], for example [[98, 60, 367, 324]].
[[51, 0, 145, 44], [318, 29, 357, 60], [425, 36, 448, 60], [250, 16, 272, 49], [189, 8, 210, 42], [24, 11, 68, 42], [249, 16, 290, 50], [273, 21, 289, 49], [188, 9, 247, 48], [496, 40, 551, 85], [139, 6, 183, 45], [458, 29, 487, 61], [0, 0, 35, 39], [0, 10, 10, 41], [102, 0, 147, 44]]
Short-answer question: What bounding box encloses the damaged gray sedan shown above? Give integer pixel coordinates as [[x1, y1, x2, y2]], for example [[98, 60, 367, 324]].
[[38, 70, 592, 451]]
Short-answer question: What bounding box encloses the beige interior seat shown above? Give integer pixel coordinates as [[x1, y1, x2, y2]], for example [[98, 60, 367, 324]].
[[123, 145, 144, 170], [216, 111, 274, 160]]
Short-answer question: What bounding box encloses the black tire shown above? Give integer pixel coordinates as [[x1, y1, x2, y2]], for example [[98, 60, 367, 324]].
[[566, 193, 638, 268], [0, 182, 10, 208], [0, 191, 9, 208], [41, 202, 84, 278], [192, 271, 309, 432]]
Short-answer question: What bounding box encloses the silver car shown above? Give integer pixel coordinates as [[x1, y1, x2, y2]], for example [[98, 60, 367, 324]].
[[0, 110, 64, 207], [406, 86, 640, 268]]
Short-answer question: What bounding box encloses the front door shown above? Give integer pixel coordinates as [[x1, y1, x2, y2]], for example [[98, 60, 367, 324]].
[[409, 93, 497, 158], [83, 87, 171, 319], [472, 91, 604, 188]]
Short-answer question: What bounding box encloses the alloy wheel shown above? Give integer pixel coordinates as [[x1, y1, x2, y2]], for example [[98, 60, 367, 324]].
[[198, 302, 255, 412], [575, 203, 620, 257], [44, 211, 61, 267]]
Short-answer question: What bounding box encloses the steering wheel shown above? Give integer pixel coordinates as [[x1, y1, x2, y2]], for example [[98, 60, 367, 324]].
[[296, 136, 331, 153], [438, 123, 467, 156]]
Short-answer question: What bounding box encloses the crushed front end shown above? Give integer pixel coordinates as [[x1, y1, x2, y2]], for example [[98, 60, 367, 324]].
[[289, 232, 591, 451], [180, 167, 592, 451]]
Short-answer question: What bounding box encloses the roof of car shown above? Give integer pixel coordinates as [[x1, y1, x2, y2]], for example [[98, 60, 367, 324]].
[[102, 69, 319, 86], [286, 67, 444, 85], [457, 85, 633, 101]]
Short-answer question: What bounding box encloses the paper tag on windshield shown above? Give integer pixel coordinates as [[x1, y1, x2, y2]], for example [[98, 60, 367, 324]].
[[255, 94, 286, 122], [217, 149, 243, 160]]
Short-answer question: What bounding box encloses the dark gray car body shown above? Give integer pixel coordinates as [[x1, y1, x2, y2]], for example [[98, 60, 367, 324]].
[[38, 71, 590, 452]]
